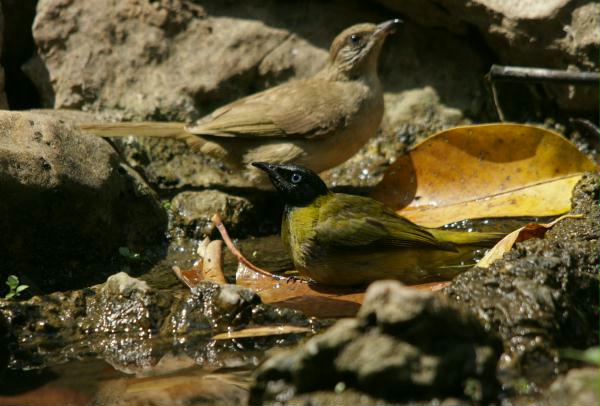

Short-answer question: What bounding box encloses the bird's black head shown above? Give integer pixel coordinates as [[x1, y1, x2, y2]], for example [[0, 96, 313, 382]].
[[252, 162, 330, 206]]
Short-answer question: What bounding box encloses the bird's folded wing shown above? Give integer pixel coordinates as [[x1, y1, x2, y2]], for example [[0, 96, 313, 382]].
[[185, 80, 359, 139], [315, 195, 454, 250]]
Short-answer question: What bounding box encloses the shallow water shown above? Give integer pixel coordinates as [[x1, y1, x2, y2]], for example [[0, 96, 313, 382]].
[[0, 234, 303, 405], [0, 356, 252, 406]]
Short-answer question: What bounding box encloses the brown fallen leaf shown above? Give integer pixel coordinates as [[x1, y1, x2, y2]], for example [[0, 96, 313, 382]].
[[477, 214, 583, 268], [201, 239, 226, 284], [172, 264, 203, 289], [371, 123, 597, 227], [212, 325, 312, 340], [173, 238, 226, 288], [236, 265, 451, 318], [236, 265, 363, 317]]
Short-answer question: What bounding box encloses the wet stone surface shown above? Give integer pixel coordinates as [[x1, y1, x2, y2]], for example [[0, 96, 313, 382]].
[[169, 189, 282, 239], [444, 173, 599, 385], [0, 273, 316, 372], [250, 281, 501, 405]]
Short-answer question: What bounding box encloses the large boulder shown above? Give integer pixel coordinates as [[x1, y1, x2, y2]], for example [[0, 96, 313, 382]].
[[250, 280, 501, 405], [0, 111, 167, 291]]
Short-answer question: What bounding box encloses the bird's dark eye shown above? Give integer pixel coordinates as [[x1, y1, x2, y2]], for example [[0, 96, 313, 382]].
[[349, 34, 362, 46], [290, 173, 302, 184]]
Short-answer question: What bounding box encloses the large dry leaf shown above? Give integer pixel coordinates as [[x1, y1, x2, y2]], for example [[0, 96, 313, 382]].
[[236, 266, 450, 318], [371, 124, 597, 227], [477, 214, 583, 268]]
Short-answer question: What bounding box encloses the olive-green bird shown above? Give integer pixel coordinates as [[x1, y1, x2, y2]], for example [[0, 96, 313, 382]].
[[80, 20, 401, 182], [253, 162, 504, 286]]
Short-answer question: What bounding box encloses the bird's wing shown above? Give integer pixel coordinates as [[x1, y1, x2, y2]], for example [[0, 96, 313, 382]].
[[314, 194, 455, 250], [185, 79, 360, 139]]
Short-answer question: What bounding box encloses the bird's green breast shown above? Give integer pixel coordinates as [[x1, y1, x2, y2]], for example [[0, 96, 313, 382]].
[[281, 194, 332, 269]]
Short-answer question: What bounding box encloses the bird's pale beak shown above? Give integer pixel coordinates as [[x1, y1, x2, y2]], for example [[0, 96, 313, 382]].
[[374, 18, 402, 37]]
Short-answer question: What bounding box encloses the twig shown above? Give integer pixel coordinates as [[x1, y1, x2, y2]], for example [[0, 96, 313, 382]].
[[488, 65, 599, 85], [485, 77, 506, 122], [485, 65, 599, 122], [211, 214, 287, 281]]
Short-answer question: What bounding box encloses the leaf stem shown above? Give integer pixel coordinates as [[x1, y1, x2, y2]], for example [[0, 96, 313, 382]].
[[211, 214, 286, 281]]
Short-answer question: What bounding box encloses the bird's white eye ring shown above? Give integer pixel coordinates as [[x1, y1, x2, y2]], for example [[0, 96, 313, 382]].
[[291, 173, 302, 184]]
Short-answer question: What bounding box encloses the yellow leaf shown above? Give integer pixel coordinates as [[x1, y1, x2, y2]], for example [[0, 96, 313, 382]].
[[371, 123, 597, 227]]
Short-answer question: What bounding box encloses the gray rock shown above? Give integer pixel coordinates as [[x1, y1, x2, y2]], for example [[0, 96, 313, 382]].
[[170, 190, 256, 238], [250, 280, 500, 405], [28, 0, 488, 189], [375, 0, 599, 111], [357, 282, 435, 326], [0, 274, 315, 371], [444, 173, 599, 384], [102, 272, 151, 296], [545, 367, 599, 406], [0, 111, 166, 291], [31, 0, 312, 120]]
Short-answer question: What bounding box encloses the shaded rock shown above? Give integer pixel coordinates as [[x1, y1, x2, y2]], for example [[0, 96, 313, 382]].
[[0, 273, 315, 371], [28, 0, 489, 190], [375, 0, 599, 111], [0, 6, 7, 109], [170, 190, 256, 238], [444, 173, 599, 384], [0, 111, 167, 291], [1, 0, 38, 109], [250, 281, 501, 405], [545, 367, 599, 406]]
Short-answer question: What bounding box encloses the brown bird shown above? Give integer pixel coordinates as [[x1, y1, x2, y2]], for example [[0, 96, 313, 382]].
[[81, 20, 401, 182]]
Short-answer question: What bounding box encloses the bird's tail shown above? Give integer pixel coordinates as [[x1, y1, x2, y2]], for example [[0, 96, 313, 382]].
[[79, 122, 189, 139], [428, 229, 505, 247]]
